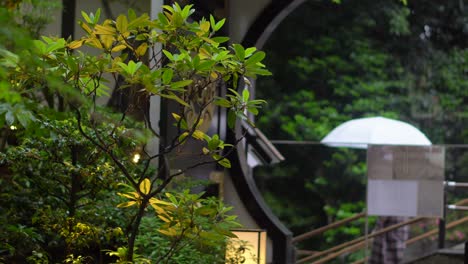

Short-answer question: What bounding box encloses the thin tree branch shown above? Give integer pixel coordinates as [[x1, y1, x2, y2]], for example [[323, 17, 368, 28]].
[[73, 106, 139, 190]]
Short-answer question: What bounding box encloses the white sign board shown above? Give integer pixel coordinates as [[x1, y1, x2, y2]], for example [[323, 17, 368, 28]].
[[367, 145, 445, 217]]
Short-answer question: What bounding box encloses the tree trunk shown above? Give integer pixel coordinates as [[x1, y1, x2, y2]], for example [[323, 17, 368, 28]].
[[127, 198, 149, 261]]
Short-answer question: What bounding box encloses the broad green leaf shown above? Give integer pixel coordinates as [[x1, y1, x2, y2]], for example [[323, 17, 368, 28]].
[[245, 47, 257, 57], [211, 36, 230, 44], [81, 11, 92, 23], [227, 88, 240, 97], [127, 13, 151, 29], [233, 44, 245, 60], [227, 110, 236, 129], [16, 111, 34, 127], [213, 226, 238, 238], [214, 18, 226, 31], [33, 40, 47, 54], [117, 61, 142, 76], [0, 49, 19, 67], [181, 4, 194, 19], [93, 8, 101, 23], [245, 51, 266, 66], [171, 80, 193, 90], [128, 8, 137, 21], [197, 60, 216, 71], [208, 136, 220, 150], [5, 111, 14, 125], [162, 49, 174, 61], [162, 92, 190, 107], [244, 67, 272, 76], [157, 12, 169, 25], [213, 154, 231, 168], [162, 69, 173, 84], [214, 98, 232, 107], [248, 107, 259, 115], [209, 15, 216, 30], [242, 89, 249, 102]]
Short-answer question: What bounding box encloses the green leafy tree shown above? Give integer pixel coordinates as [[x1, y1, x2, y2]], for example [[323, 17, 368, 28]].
[[0, 2, 271, 263]]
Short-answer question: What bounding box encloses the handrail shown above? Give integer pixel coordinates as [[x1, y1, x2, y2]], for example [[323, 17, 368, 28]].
[[296, 250, 319, 256], [350, 215, 468, 264], [296, 217, 425, 263], [407, 216, 468, 245], [293, 212, 366, 243], [297, 198, 468, 264]]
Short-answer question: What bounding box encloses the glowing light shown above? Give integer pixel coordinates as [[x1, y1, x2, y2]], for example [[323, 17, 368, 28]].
[[226, 229, 267, 264], [10, 125, 18, 130], [132, 153, 141, 163]]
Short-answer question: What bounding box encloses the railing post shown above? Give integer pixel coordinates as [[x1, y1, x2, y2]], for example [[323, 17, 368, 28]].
[[465, 240, 468, 264], [438, 189, 446, 249]]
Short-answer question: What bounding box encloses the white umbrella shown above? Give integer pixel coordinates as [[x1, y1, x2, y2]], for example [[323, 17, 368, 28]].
[[321, 116, 432, 148]]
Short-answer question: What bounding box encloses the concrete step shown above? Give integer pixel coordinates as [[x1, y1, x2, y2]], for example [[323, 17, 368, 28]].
[[406, 243, 465, 264]]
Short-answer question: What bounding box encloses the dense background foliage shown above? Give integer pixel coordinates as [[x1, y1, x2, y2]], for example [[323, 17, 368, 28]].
[[255, 0, 468, 258]]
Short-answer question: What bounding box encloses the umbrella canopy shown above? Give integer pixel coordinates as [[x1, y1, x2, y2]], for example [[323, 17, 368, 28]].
[[321, 116, 432, 149]]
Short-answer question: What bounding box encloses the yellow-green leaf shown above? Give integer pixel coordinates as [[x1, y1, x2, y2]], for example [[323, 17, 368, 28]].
[[135, 42, 148, 57], [160, 92, 190, 107], [117, 192, 139, 200], [85, 37, 103, 49], [201, 37, 217, 46], [100, 35, 114, 50], [151, 204, 165, 214], [67, 40, 84, 49], [194, 118, 204, 128], [139, 178, 151, 195], [117, 201, 137, 208], [78, 21, 93, 34], [197, 21, 210, 36], [158, 228, 176, 236], [116, 15, 128, 33], [172, 113, 181, 121], [178, 132, 189, 143], [158, 215, 172, 223], [192, 130, 205, 140], [111, 44, 127, 53], [94, 24, 116, 35], [219, 158, 231, 168], [199, 48, 210, 59], [149, 197, 173, 206], [202, 147, 210, 155]]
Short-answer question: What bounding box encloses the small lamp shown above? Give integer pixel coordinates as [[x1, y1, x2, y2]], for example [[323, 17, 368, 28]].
[[226, 229, 267, 264]]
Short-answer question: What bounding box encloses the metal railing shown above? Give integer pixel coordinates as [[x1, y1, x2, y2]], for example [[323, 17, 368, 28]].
[[294, 198, 468, 264]]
